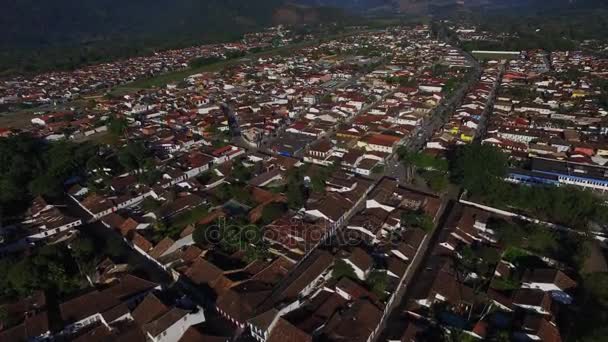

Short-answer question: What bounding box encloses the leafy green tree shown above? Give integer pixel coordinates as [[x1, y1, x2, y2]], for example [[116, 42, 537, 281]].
[[193, 223, 218, 247], [141, 197, 161, 212], [583, 273, 608, 307], [107, 115, 128, 137], [526, 227, 558, 255], [189, 56, 222, 68], [105, 235, 129, 259], [444, 329, 478, 342], [423, 170, 449, 192], [332, 259, 357, 280], [320, 94, 334, 104], [86, 154, 107, 176], [401, 210, 434, 232], [1, 244, 83, 297], [287, 179, 305, 209], [495, 221, 525, 248], [232, 163, 252, 182], [71, 237, 95, 259], [261, 202, 287, 225], [0, 135, 45, 210], [0, 306, 9, 329], [366, 270, 388, 299], [117, 142, 150, 174], [245, 243, 270, 263], [451, 144, 508, 196], [580, 327, 608, 342], [6, 259, 37, 296], [215, 183, 233, 203], [570, 273, 608, 341], [0, 135, 100, 219]]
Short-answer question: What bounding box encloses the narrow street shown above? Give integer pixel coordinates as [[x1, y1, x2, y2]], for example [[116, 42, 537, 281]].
[[375, 199, 459, 341], [373, 29, 482, 340]]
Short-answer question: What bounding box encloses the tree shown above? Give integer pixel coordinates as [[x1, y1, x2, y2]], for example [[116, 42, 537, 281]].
[[86, 154, 107, 176], [232, 163, 252, 182], [0, 306, 9, 329], [1, 244, 84, 298], [71, 237, 98, 276], [106, 235, 128, 259], [423, 170, 449, 192], [30, 140, 97, 196], [0, 134, 99, 221], [215, 183, 234, 204], [580, 327, 608, 342], [495, 221, 525, 248], [244, 244, 267, 262], [582, 273, 608, 308], [570, 273, 608, 341], [107, 115, 128, 137], [366, 270, 389, 299], [478, 246, 501, 274], [332, 259, 357, 280], [444, 329, 478, 342], [287, 179, 305, 209], [0, 135, 45, 211], [450, 144, 508, 197], [117, 141, 151, 174], [443, 77, 461, 95], [401, 210, 434, 232], [261, 202, 287, 225], [193, 223, 219, 247], [526, 228, 558, 255], [71, 237, 95, 259], [6, 259, 37, 296], [189, 56, 222, 68], [458, 245, 478, 272]]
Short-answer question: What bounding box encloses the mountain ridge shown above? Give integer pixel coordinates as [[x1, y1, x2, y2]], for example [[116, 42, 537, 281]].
[[1, 0, 360, 50]]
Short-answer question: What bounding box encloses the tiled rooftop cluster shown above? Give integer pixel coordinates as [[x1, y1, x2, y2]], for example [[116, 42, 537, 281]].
[[388, 204, 580, 342], [0, 26, 297, 107]]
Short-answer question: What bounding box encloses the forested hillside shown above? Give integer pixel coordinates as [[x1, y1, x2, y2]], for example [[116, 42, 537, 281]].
[[1, 0, 285, 48], [0, 0, 300, 74], [1, 0, 606, 74]]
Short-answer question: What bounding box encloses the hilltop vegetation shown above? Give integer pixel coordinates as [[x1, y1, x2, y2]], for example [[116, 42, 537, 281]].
[[0, 0, 351, 75], [450, 145, 608, 230], [453, 0, 608, 52]]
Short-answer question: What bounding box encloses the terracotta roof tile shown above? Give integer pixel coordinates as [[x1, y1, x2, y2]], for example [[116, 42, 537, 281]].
[[132, 293, 169, 325], [268, 318, 312, 342]]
